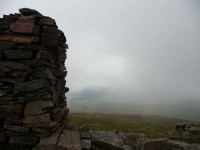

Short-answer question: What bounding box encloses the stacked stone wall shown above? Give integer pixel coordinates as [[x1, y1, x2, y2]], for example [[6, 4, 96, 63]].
[[0, 8, 69, 150]]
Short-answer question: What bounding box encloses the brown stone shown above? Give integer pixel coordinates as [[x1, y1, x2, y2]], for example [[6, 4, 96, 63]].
[[0, 77, 26, 83], [56, 130, 81, 150], [10, 22, 40, 35], [47, 85, 56, 93], [0, 34, 39, 44], [18, 44, 45, 50], [16, 18, 35, 24], [0, 101, 18, 105], [36, 50, 56, 61], [41, 33, 58, 47], [58, 63, 66, 71], [43, 26, 59, 34], [19, 59, 56, 69], [14, 79, 49, 93], [5, 130, 28, 136], [53, 91, 59, 103], [24, 121, 57, 128], [18, 15, 35, 20], [4, 124, 29, 132], [39, 18, 56, 26], [0, 112, 20, 118], [52, 107, 67, 122], [57, 79, 66, 91], [9, 136, 38, 145], [57, 45, 66, 52], [32, 124, 59, 133], [0, 61, 31, 71], [0, 104, 23, 113], [4, 118, 22, 125], [23, 113, 51, 124], [29, 132, 50, 138], [24, 100, 54, 116], [33, 67, 56, 79], [23, 89, 48, 96], [19, 8, 42, 16], [81, 140, 92, 150], [39, 127, 62, 150], [17, 94, 52, 103], [0, 41, 17, 50], [4, 50, 33, 59]]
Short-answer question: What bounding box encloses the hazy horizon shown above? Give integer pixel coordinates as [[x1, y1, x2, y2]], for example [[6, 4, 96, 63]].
[[1, 0, 200, 103]]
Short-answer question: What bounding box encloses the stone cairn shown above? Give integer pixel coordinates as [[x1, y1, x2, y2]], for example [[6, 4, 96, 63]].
[[0, 8, 75, 150]]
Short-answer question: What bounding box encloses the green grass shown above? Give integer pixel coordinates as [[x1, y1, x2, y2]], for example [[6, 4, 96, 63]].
[[68, 113, 200, 143]]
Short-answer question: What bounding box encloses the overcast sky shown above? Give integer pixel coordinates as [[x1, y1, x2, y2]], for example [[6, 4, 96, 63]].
[[1, 0, 200, 102]]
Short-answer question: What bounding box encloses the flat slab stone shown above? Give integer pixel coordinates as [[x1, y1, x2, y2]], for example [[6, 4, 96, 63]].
[[14, 79, 49, 93], [56, 130, 81, 150], [10, 22, 40, 35], [0, 104, 23, 113], [33, 67, 56, 79], [0, 61, 31, 71], [0, 34, 39, 44], [81, 139, 92, 150], [39, 18, 56, 26], [36, 50, 56, 61], [24, 121, 57, 128], [19, 8, 42, 16], [19, 59, 56, 69], [0, 41, 17, 50], [24, 100, 54, 116], [23, 113, 50, 123], [4, 124, 29, 132], [41, 33, 58, 47], [4, 50, 33, 59], [39, 127, 62, 150], [0, 77, 26, 83], [4, 118, 22, 125], [18, 44, 45, 50], [9, 136, 38, 145], [8, 71, 32, 77]]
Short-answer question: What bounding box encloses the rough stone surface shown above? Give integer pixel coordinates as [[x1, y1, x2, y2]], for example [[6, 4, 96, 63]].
[[0, 34, 39, 44], [14, 79, 49, 93], [39, 127, 62, 150], [56, 130, 81, 150], [10, 22, 40, 35], [0, 61, 31, 71], [4, 50, 33, 59], [41, 33, 58, 47], [81, 139, 92, 150], [19, 8, 42, 16], [4, 124, 29, 132], [0, 41, 17, 50], [9, 136, 38, 145], [33, 67, 55, 79], [24, 100, 54, 116], [23, 113, 51, 123]]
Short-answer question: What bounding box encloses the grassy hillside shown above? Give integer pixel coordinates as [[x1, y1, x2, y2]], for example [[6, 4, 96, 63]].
[[69, 113, 200, 144], [68, 99, 200, 121]]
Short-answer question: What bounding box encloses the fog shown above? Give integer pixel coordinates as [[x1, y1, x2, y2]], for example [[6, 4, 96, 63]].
[[1, 0, 200, 103]]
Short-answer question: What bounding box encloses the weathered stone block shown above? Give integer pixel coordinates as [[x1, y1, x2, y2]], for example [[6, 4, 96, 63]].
[[36, 50, 55, 61], [4, 50, 33, 59], [0, 77, 26, 83], [81, 140, 92, 150], [23, 113, 51, 124], [0, 61, 31, 71], [33, 67, 56, 79], [4, 118, 22, 125], [4, 124, 29, 132], [19, 59, 56, 69], [0, 41, 17, 51], [39, 127, 62, 150], [39, 18, 56, 26], [32, 124, 58, 133], [41, 33, 58, 47], [56, 130, 81, 150], [0, 104, 23, 113], [43, 26, 59, 34], [0, 34, 39, 44], [19, 8, 42, 16], [10, 22, 40, 35], [24, 100, 54, 116], [14, 79, 49, 93], [24, 121, 57, 128], [18, 44, 45, 50], [57, 79, 66, 91], [8, 71, 32, 77], [9, 136, 38, 145]]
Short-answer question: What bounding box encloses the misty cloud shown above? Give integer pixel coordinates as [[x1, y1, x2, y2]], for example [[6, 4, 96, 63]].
[[1, 0, 200, 102]]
